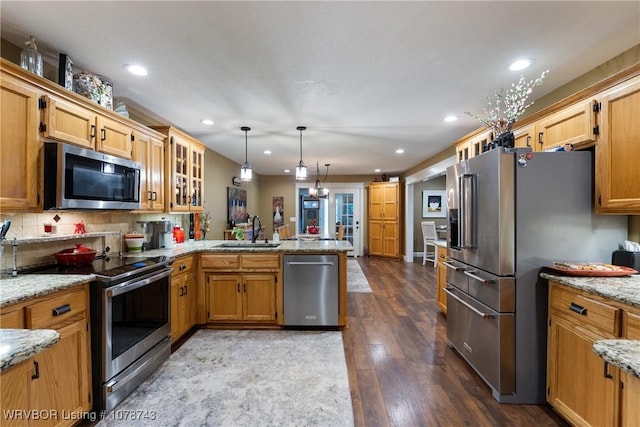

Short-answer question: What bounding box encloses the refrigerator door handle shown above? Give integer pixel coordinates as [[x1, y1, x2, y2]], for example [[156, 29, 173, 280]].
[[464, 270, 494, 285], [460, 173, 477, 249]]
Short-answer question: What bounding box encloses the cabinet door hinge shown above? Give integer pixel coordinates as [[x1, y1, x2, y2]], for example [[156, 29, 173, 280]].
[[275, 276, 277, 284], [131, 134, 135, 142], [86, 322, 89, 331], [548, 318, 551, 327], [593, 125, 600, 135], [170, 136, 174, 145], [547, 386, 550, 395], [598, 195, 602, 206], [275, 311, 278, 319], [37, 194, 40, 204], [592, 101, 601, 113], [88, 393, 92, 403], [38, 97, 47, 109], [39, 122, 46, 133]]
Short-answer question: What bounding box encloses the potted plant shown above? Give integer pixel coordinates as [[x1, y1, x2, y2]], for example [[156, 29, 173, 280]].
[[466, 70, 549, 148]]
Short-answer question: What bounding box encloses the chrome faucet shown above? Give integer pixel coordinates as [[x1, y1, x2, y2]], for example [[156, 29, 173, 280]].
[[251, 215, 262, 243]]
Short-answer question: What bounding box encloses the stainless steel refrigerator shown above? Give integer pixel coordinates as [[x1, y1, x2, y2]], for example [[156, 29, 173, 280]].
[[444, 147, 627, 404]]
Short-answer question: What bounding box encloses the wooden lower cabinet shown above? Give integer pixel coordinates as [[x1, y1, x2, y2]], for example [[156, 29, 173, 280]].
[[435, 245, 447, 314], [170, 255, 197, 341], [202, 253, 281, 325], [621, 371, 640, 427], [546, 281, 640, 427], [206, 273, 277, 323], [0, 284, 91, 427]]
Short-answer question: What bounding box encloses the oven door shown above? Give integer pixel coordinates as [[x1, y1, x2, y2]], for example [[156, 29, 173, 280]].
[[102, 267, 171, 381]]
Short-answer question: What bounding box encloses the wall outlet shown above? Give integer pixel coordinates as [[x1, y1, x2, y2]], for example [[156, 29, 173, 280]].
[[289, 217, 297, 222]]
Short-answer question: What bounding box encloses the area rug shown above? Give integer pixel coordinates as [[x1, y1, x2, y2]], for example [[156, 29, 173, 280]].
[[347, 258, 373, 293], [97, 330, 354, 427]]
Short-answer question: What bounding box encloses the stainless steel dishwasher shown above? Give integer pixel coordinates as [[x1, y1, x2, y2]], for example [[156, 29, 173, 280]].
[[283, 254, 339, 326]]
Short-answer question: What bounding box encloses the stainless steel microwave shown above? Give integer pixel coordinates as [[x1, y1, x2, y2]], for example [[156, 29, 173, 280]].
[[43, 142, 141, 210]]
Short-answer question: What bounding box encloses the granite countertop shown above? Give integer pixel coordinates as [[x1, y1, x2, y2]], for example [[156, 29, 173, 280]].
[[433, 240, 447, 248], [0, 240, 353, 309], [0, 329, 60, 372], [540, 272, 640, 309], [593, 339, 640, 380]]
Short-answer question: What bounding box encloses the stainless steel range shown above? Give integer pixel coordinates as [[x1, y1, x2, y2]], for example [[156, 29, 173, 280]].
[[85, 256, 173, 413]]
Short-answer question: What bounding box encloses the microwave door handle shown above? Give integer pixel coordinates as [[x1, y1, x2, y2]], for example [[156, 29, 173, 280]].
[[460, 174, 477, 248]]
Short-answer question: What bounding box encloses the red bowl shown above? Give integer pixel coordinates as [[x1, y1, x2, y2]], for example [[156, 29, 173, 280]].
[[308, 226, 319, 235], [53, 244, 97, 266]]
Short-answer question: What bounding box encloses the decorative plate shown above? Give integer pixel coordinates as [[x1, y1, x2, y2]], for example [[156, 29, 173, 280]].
[[546, 262, 638, 277]]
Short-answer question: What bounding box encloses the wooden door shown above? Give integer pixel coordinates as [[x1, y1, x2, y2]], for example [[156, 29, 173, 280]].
[[456, 140, 470, 163], [368, 220, 383, 256], [1, 73, 40, 211], [0, 358, 32, 427], [243, 274, 277, 322], [96, 115, 132, 159], [382, 183, 399, 221], [535, 100, 596, 151], [621, 372, 640, 427], [595, 76, 640, 213], [381, 221, 399, 258], [207, 274, 242, 321], [183, 273, 197, 330], [32, 319, 91, 426], [369, 184, 384, 220], [513, 125, 535, 149], [170, 276, 183, 340], [547, 313, 617, 427], [133, 132, 165, 211], [42, 94, 96, 149]]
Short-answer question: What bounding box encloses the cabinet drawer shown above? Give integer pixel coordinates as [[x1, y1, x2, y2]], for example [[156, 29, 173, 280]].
[[25, 287, 87, 329], [173, 255, 194, 275], [550, 284, 622, 337], [1, 307, 24, 328], [240, 254, 280, 270], [626, 311, 640, 339], [201, 254, 239, 270]]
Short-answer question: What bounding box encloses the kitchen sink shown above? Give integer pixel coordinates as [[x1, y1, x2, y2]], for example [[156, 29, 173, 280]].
[[216, 242, 282, 248]]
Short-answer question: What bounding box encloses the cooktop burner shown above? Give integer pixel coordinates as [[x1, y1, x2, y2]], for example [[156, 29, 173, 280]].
[[32, 256, 174, 282]]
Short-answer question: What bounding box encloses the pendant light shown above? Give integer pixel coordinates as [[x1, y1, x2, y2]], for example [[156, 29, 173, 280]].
[[295, 126, 307, 180], [240, 126, 252, 182], [309, 162, 330, 198]]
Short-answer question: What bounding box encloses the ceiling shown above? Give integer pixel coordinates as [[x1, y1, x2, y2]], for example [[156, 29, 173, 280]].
[[2, 1, 639, 177]]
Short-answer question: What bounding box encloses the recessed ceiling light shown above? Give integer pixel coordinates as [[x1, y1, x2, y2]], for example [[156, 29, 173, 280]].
[[124, 64, 148, 76], [509, 59, 532, 71], [395, 148, 404, 154], [284, 169, 291, 173], [374, 168, 381, 173], [264, 150, 271, 155], [201, 119, 214, 126], [444, 115, 458, 122]]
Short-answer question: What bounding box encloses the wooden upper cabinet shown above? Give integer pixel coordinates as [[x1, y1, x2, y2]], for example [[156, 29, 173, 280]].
[[153, 126, 205, 213], [595, 75, 640, 214], [468, 130, 492, 158], [0, 71, 40, 211], [41, 94, 97, 149], [132, 130, 165, 212], [455, 140, 470, 163], [534, 99, 596, 151], [513, 124, 535, 149], [369, 182, 399, 221], [96, 115, 133, 159], [41, 94, 134, 159]]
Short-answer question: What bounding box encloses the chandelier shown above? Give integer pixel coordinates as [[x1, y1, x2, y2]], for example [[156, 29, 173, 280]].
[[240, 126, 252, 182], [295, 126, 307, 180], [309, 162, 330, 198]]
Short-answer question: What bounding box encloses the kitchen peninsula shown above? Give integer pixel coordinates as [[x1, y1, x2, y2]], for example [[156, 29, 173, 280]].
[[0, 239, 352, 371]]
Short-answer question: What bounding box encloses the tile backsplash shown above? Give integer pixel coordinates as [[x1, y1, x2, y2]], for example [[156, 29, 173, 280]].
[[0, 212, 187, 273]]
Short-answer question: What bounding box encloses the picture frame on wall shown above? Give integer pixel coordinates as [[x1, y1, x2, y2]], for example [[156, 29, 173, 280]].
[[422, 190, 447, 218], [227, 187, 248, 225], [58, 53, 73, 91]]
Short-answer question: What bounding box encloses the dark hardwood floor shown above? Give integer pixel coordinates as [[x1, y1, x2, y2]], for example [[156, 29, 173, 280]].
[[342, 256, 569, 427]]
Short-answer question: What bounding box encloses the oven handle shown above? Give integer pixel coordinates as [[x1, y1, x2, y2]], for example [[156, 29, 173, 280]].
[[106, 268, 172, 298], [443, 287, 495, 320]]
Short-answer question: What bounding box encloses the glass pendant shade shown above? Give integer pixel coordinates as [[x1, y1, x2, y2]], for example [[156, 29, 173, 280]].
[[295, 126, 307, 180], [240, 162, 252, 181], [240, 126, 252, 182]]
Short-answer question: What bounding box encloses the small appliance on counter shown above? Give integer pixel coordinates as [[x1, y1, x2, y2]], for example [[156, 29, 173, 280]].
[[144, 221, 173, 249], [612, 240, 640, 271]]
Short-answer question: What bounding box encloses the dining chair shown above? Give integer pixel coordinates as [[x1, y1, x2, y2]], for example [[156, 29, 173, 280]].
[[421, 221, 437, 267], [337, 225, 345, 241]]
